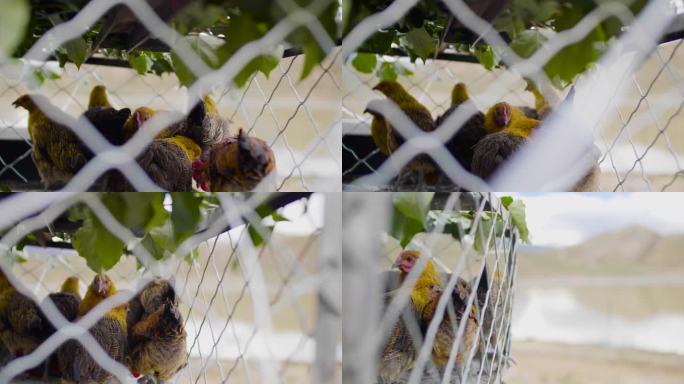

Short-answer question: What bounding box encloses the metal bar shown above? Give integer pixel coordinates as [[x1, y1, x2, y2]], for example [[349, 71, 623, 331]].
[[313, 193, 342, 384], [342, 192, 391, 384]]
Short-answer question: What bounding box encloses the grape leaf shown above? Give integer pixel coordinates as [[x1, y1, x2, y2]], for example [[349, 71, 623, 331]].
[[0, 0, 29, 57], [72, 213, 125, 272], [171, 192, 202, 244], [351, 53, 377, 74], [63, 37, 89, 69], [402, 27, 437, 62]]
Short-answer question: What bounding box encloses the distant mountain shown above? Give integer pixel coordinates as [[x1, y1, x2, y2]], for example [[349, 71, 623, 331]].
[[518, 226, 684, 274]]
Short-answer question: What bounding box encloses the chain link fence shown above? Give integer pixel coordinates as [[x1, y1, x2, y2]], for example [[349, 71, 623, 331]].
[[342, 1, 684, 192], [0, 192, 341, 383], [343, 192, 518, 384], [0, 0, 341, 192]]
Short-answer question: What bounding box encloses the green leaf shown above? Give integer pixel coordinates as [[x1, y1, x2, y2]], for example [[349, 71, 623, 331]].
[[500, 196, 513, 209], [510, 29, 546, 59], [0, 0, 29, 57], [128, 52, 153, 75], [390, 206, 425, 248], [171, 192, 202, 244], [150, 52, 174, 76], [402, 27, 437, 62], [270, 212, 289, 222], [351, 53, 377, 74], [72, 213, 125, 272], [105, 193, 168, 233], [359, 30, 396, 54], [508, 199, 530, 243], [394, 192, 434, 226], [63, 37, 89, 69], [171, 35, 221, 87], [247, 223, 273, 247], [140, 234, 165, 260], [377, 61, 398, 82], [216, 13, 283, 88], [233, 47, 282, 88], [474, 45, 496, 70], [300, 40, 322, 80]]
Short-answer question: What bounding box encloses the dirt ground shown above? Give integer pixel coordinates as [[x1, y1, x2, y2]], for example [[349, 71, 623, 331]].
[[504, 341, 684, 384]]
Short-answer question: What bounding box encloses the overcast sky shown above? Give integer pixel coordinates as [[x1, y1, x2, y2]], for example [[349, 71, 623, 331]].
[[503, 193, 684, 247]]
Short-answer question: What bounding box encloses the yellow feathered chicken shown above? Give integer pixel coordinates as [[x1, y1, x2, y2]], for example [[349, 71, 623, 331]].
[[57, 274, 127, 383], [471, 102, 540, 180], [393, 251, 479, 373], [366, 81, 439, 185], [12, 95, 87, 189], [378, 250, 441, 383]]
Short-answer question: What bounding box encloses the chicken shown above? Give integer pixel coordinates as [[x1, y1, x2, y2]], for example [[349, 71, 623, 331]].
[[39, 276, 83, 378], [378, 251, 442, 382], [126, 279, 176, 344], [392, 251, 481, 375], [106, 107, 201, 191], [138, 278, 177, 314], [522, 80, 551, 120], [127, 301, 187, 381], [41, 276, 82, 335], [421, 285, 479, 370], [482, 102, 526, 134], [80, 85, 132, 164], [369, 81, 439, 184], [0, 269, 47, 359], [435, 83, 487, 171], [194, 95, 230, 160], [57, 274, 127, 383], [193, 129, 276, 192], [471, 103, 541, 180], [12, 95, 87, 189], [88, 85, 113, 109], [365, 108, 392, 156]]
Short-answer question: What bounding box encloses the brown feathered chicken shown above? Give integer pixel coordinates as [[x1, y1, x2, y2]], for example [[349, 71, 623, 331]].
[[192, 129, 276, 191], [41, 276, 82, 336], [105, 107, 201, 191], [193, 95, 230, 161], [435, 83, 487, 171], [127, 301, 187, 381], [81, 85, 131, 157], [57, 274, 127, 383], [421, 284, 479, 370], [12, 95, 87, 189], [0, 272, 44, 358], [126, 278, 176, 331]]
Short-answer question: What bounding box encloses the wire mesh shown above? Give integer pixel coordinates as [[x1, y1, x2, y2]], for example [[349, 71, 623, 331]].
[[0, 192, 341, 384], [342, 192, 518, 384], [342, 1, 684, 192], [0, 0, 341, 192]]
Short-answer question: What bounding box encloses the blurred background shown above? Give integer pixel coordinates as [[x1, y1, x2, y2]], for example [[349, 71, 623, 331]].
[[503, 193, 684, 384]]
